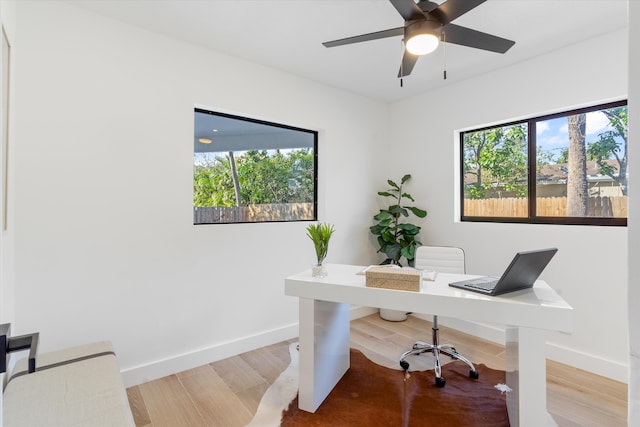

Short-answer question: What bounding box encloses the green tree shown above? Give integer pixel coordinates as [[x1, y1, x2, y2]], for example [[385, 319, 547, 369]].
[[193, 148, 314, 207], [536, 147, 555, 166], [556, 148, 569, 164], [238, 149, 313, 204], [587, 107, 628, 195], [463, 128, 502, 199], [463, 124, 527, 199], [287, 149, 315, 201], [194, 154, 236, 207]]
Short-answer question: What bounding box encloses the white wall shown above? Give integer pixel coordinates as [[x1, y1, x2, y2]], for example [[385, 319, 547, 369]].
[[0, 1, 17, 422], [0, 0, 15, 330], [11, 1, 387, 385], [389, 29, 629, 381], [627, 0, 639, 423]]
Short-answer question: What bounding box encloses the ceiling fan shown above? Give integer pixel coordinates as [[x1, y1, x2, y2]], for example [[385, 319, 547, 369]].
[[322, 0, 515, 78]]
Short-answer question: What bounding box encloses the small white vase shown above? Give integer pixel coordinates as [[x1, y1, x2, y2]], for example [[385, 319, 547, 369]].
[[311, 263, 327, 278]]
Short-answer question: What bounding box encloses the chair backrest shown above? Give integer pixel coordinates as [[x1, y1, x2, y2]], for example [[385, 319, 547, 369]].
[[414, 246, 465, 274]]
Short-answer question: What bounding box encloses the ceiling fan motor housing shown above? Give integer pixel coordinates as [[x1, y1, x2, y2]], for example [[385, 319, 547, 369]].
[[404, 19, 441, 42]]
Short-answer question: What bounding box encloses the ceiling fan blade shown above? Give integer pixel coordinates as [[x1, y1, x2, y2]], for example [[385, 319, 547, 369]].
[[443, 23, 515, 53], [416, 0, 440, 14], [430, 0, 487, 25], [323, 27, 404, 48], [398, 51, 419, 77], [389, 0, 425, 21]]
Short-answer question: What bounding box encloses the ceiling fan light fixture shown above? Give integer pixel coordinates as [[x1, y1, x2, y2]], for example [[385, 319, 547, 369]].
[[406, 33, 439, 55], [405, 20, 440, 56]]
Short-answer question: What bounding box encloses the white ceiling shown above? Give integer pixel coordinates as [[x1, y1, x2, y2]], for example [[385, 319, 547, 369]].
[[66, 0, 628, 103]]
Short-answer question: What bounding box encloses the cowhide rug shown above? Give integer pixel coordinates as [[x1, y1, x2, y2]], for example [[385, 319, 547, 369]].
[[247, 343, 510, 426]]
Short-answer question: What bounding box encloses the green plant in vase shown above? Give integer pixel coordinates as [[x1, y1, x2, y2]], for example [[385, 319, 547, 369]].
[[306, 222, 335, 277], [370, 174, 427, 267]]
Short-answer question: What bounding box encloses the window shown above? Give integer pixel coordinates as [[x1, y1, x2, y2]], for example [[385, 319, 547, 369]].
[[194, 109, 317, 224], [461, 100, 627, 226]]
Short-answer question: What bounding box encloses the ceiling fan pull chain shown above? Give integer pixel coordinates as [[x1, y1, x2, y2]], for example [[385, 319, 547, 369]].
[[442, 31, 447, 80], [400, 39, 404, 87]]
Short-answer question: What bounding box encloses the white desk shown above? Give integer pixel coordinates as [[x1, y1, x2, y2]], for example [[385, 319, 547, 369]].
[[284, 263, 573, 427]]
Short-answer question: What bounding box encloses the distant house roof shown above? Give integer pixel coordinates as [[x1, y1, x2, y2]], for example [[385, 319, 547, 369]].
[[537, 160, 619, 184], [465, 160, 619, 186]]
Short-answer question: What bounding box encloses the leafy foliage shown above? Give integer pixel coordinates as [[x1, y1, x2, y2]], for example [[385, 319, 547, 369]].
[[587, 107, 628, 195], [462, 124, 528, 199], [306, 223, 335, 265], [369, 175, 427, 267], [462, 106, 628, 202], [194, 148, 314, 206]]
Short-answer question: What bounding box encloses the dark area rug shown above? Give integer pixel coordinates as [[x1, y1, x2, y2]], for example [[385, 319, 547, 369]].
[[281, 348, 509, 427]]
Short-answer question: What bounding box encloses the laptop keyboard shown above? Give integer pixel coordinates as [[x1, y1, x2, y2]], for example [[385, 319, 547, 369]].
[[462, 279, 498, 291]]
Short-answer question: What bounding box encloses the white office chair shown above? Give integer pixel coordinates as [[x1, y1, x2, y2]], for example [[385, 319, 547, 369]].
[[399, 246, 479, 387]]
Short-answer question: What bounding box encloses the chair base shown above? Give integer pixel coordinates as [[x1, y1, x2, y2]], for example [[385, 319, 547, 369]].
[[399, 319, 479, 387]]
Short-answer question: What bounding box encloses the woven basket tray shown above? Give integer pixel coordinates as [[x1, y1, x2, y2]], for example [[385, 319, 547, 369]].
[[365, 267, 421, 292]]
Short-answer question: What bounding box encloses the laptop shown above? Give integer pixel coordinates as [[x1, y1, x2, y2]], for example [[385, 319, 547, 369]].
[[448, 248, 558, 296]]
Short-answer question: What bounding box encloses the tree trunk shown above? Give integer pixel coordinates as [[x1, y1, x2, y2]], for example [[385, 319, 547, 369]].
[[567, 114, 588, 216], [228, 151, 241, 207]]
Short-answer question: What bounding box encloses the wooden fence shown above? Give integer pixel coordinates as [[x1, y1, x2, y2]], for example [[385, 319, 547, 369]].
[[463, 196, 627, 218], [194, 203, 315, 224]]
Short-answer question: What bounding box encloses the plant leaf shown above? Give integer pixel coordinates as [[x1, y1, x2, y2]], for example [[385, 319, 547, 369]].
[[384, 243, 402, 262], [407, 206, 427, 218], [377, 191, 395, 197], [401, 245, 415, 260], [381, 230, 396, 243], [369, 224, 384, 235], [401, 192, 415, 202], [397, 223, 419, 232], [373, 211, 393, 221]]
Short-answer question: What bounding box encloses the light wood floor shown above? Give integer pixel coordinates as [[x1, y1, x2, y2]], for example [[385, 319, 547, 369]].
[[126, 314, 627, 427]]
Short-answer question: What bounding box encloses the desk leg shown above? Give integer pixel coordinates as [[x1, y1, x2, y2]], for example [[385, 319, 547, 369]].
[[298, 298, 350, 412], [506, 326, 557, 427]]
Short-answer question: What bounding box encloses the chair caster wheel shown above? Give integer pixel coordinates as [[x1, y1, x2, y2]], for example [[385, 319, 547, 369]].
[[470, 370, 479, 379], [400, 360, 410, 370], [435, 377, 446, 388]]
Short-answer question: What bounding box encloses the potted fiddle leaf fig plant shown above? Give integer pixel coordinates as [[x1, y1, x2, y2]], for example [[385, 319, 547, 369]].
[[306, 222, 335, 277], [370, 175, 426, 321], [370, 174, 427, 267]]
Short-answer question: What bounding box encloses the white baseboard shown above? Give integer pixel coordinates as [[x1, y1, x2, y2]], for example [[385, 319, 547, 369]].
[[121, 306, 627, 387], [122, 305, 379, 387], [545, 342, 628, 383], [349, 305, 379, 319], [121, 323, 300, 387], [412, 313, 629, 384]]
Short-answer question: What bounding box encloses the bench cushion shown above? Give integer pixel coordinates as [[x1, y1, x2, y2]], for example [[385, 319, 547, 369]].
[[3, 341, 135, 427]]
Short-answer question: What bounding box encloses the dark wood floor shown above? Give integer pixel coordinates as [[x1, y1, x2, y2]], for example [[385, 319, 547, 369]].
[[126, 314, 628, 427]]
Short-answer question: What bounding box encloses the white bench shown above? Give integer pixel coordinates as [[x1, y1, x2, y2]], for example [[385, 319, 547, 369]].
[[3, 341, 135, 427]]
